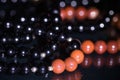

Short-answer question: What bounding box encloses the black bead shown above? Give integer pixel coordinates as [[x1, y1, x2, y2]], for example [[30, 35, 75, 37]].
[[51, 24, 62, 34], [40, 14, 51, 26], [67, 40, 80, 52], [37, 63, 48, 75], [8, 63, 19, 74], [57, 33, 67, 42], [13, 36, 21, 44], [30, 48, 40, 59], [24, 26, 33, 34], [20, 63, 30, 75], [20, 34, 33, 43], [0, 35, 10, 44], [45, 49, 53, 57], [6, 45, 16, 57], [14, 24, 24, 33], [34, 27, 46, 37], [51, 14, 62, 24], [64, 24, 74, 33], [18, 47, 29, 57], [46, 31, 57, 40], [50, 8, 60, 15], [50, 43, 59, 51]]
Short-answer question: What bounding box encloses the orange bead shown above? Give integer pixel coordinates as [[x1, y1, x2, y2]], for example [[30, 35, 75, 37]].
[[60, 9, 67, 20], [87, 7, 99, 20], [81, 40, 95, 54], [75, 7, 87, 20], [52, 59, 65, 74], [95, 40, 107, 54], [65, 6, 75, 20], [65, 57, 78, 72], [70, 50, 84, 64], [117, 38, 120, 51], [107, 40, 118, 54]]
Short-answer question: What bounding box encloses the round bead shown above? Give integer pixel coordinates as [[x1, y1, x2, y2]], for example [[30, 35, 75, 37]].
[[81, 40, 94, 54], [107, 40, 118, 54], [75, 7, 87, 20], [65, 6, 75, 20], [8, 64, 19, 74], [70, 50, 84, 64], [20, 64, 30, 75], [52, 59, 65, 74], [87, 7, 99, 20], [81, 56, 92, 68], [65, 57, 78, 72], [38, 64, 48, 75], [95, 40, 107, 54]]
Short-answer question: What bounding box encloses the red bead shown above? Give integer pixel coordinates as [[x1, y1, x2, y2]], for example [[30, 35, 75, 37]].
[[60, 9, 67, 20], [95, 40, 107, 54], [70, 50, 84, 64], [75, 7, 87, 20], [52, 59, 65, 74], [65, 6, 75, 20], [81, 56, 92, 68], [65, 57, 78, 72], [107, 40, 118, 54], [81, 40, 95, 54], [87, 7, 99, 20]]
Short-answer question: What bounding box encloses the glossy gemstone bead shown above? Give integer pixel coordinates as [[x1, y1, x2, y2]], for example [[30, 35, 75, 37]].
[[95, 40, 107, 54], [52, 59, 65, 74], [70, 50, 84, 64], [18, 47, 29, 57], [20, 64, 30, 75], [65, 6, 75, 20], [81, 40, 94, 54], [75, 7, 87, 20], [51, 14, 62, 24], [107, 40, 118, 54], [87, 7, 99, 20], [40, 14, 51, 26], [51, 24, 62, 34], [6, 45, 16, 57], [30, 48, 40, 59], [68, 40, 81, 51], [65, 57, 78, 72], [8, 63, 19, 74], [37, 64, 48, 75], [46, 31, 56, 40]]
